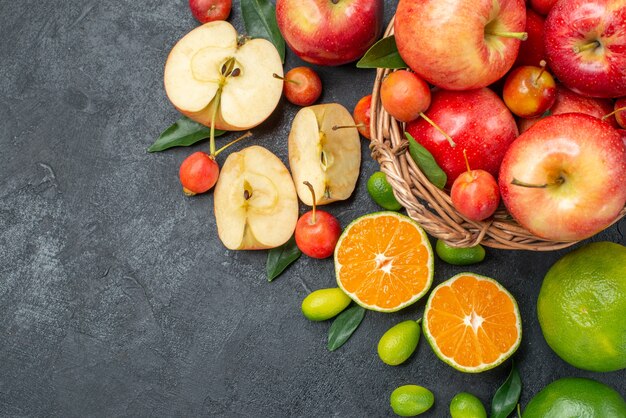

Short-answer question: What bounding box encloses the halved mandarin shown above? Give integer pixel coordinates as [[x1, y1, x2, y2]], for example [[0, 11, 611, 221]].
[[334, 212, 434, 312], [423, 273, 522, 373]]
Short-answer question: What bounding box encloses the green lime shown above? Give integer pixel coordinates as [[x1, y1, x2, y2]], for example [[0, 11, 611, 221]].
[[367, 171, 403, 211], [449, 392, 487, 418], [435, 240, 485, 265], [301, 288, 351, 321], [378, 320, 421, 366], [390, 385, 434, 417], [522, 377, 626, 418], [537, 241, 626, 371]]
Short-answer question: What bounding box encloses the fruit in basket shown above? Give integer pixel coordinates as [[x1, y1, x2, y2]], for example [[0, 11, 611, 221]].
[[301, 288, 352, 321], [214, 145, 299, 250], [614, 98, 626, 129], [274, 67, 322, 107], [275, 0, 383, 66], [367, 171, 402, 211], [450, 151, 500, 222], [406, 88, 518, 188], [377, 320, 421, 366], [380, 70, 431, 123], [164, 21, 283, 130], [353, 95, 373, 139], [502, 61, 556, 118], [500, 113, 626, 241], [529, 0, 556, 15], [189, 0, 231, 23], [544, 0, 626, 98], [394, 0, 527, 90], [422, 273, 522, 373], [390, 385, 434, 416], [295, 182, 342, 259], [335, 212, 434, 312], [537, 242, 626, 372], [517, 84, 617, 133], [513, 8, 546, 68], [288, 103, 361, 206], [522, 377, 626, 418]]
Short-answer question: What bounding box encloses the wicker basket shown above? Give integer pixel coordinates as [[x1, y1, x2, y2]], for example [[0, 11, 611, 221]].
[[369, 18, 626, 251]]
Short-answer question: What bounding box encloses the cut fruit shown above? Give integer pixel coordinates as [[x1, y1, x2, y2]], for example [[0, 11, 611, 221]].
[[334, 212, 434, 312], [288, 103, 361, 206], [164, 21, 283, 131], [214, 145, 298, 250], [423, 273, 522, 373]]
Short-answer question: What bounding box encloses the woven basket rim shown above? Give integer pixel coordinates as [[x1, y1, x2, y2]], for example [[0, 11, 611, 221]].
[[368, 16, 626, 251]]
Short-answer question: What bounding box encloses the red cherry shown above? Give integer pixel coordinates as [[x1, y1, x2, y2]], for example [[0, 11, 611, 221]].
[[189, 0, 232, 23], [503, 61, 557, 118], [612, 98, 626, 129], [450, 151, 500, 222], [295, 182, 342, 259], [353, 95, 373, 139], [179, 152, 219, 195], [380, 70, 431, 123], [275, 67, 322, 107]]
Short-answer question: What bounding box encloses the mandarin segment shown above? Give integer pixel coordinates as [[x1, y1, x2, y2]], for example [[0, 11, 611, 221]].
[[334, 212, 434, 312], [423, 273, 522, 372]]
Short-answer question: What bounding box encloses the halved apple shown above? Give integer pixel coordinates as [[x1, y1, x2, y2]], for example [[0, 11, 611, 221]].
[[288, 103, 361, 206], [164, 21, 283, 131], [214, 146, 298, 250]]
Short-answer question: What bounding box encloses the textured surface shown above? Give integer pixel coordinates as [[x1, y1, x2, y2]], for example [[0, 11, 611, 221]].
[[0, 1, 624, 417]]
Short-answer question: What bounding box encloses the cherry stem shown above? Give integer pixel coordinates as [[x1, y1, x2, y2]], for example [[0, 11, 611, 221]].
[[214, 131, 252, 156], [533, 60, 547, 85], [332, 123, 366, 130], [273, 73, 299, 85], [511, 177, 564, 188], [574, 40, 600, 54], [303, 181, 317, 224], [603, 106, 626, 120], [419, 112, 456, 147], [463, 149, 471, 174], [485, 30, 528, 41]]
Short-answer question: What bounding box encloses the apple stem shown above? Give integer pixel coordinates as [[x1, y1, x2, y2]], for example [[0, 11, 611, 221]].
[[573, 40, 600, 54], [273, 73, 300, 85], [511, 177, 564, 188], [209, 89, 221, 157], [463, 149, 472, 174], [303, 181, 317, 224], [214, 131, 252, 157], [602, 106, 626, 120], [484, 30, 528, 41], [332, 124, 366, 130], [419, 112, 456, 147], [533, 60, 547, 86]]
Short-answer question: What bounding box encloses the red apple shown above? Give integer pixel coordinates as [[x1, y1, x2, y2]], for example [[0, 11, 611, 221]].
[[189, 0, 231, 23], [517, 85, 617, 133], [406, 88, 518, 188], [275, 0, 383, 66], [529, 0, 556, 15], [353, 95, 372, 139], [514, 8, 546, 68], [500, 113, 626, 241], [545, 0, 626, 98], [394, 0, 527, 90], [451, 161, 501, 222], [380, 70, 431, 123], [503, 63, 557, 117]]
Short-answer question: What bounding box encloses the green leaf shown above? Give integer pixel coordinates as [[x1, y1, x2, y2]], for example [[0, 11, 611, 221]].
[[241, 0, 285, 63], [405, 132, 447, 189], [356, 36, 407, 69], [148, 117, 226, 152], [327, 305, 366, 351], [266, 235, 301, 282], [491, 362, 522, 418]]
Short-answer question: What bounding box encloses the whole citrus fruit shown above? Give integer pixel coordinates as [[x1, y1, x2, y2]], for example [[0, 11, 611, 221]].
[[377, 320, 421, 366], [449, 392, 487, 418], [537, 241, 626, 372], [367, 172, 403, 211], [522, 377, 626, 418], [390, 385, 434, 416]]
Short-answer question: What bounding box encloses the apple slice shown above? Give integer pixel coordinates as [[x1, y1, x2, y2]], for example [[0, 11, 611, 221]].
[[214, 146, 298, 250], [288, 103, 361, 206], [164, 21, 283, 131]]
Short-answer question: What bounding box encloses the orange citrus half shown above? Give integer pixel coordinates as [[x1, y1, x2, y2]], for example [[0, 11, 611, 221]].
[[334, 212, 434, 312], [423, 273, 522, 373]]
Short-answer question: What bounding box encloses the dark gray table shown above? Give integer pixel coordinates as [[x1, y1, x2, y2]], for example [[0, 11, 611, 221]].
[[1, 1, 624, 416]]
